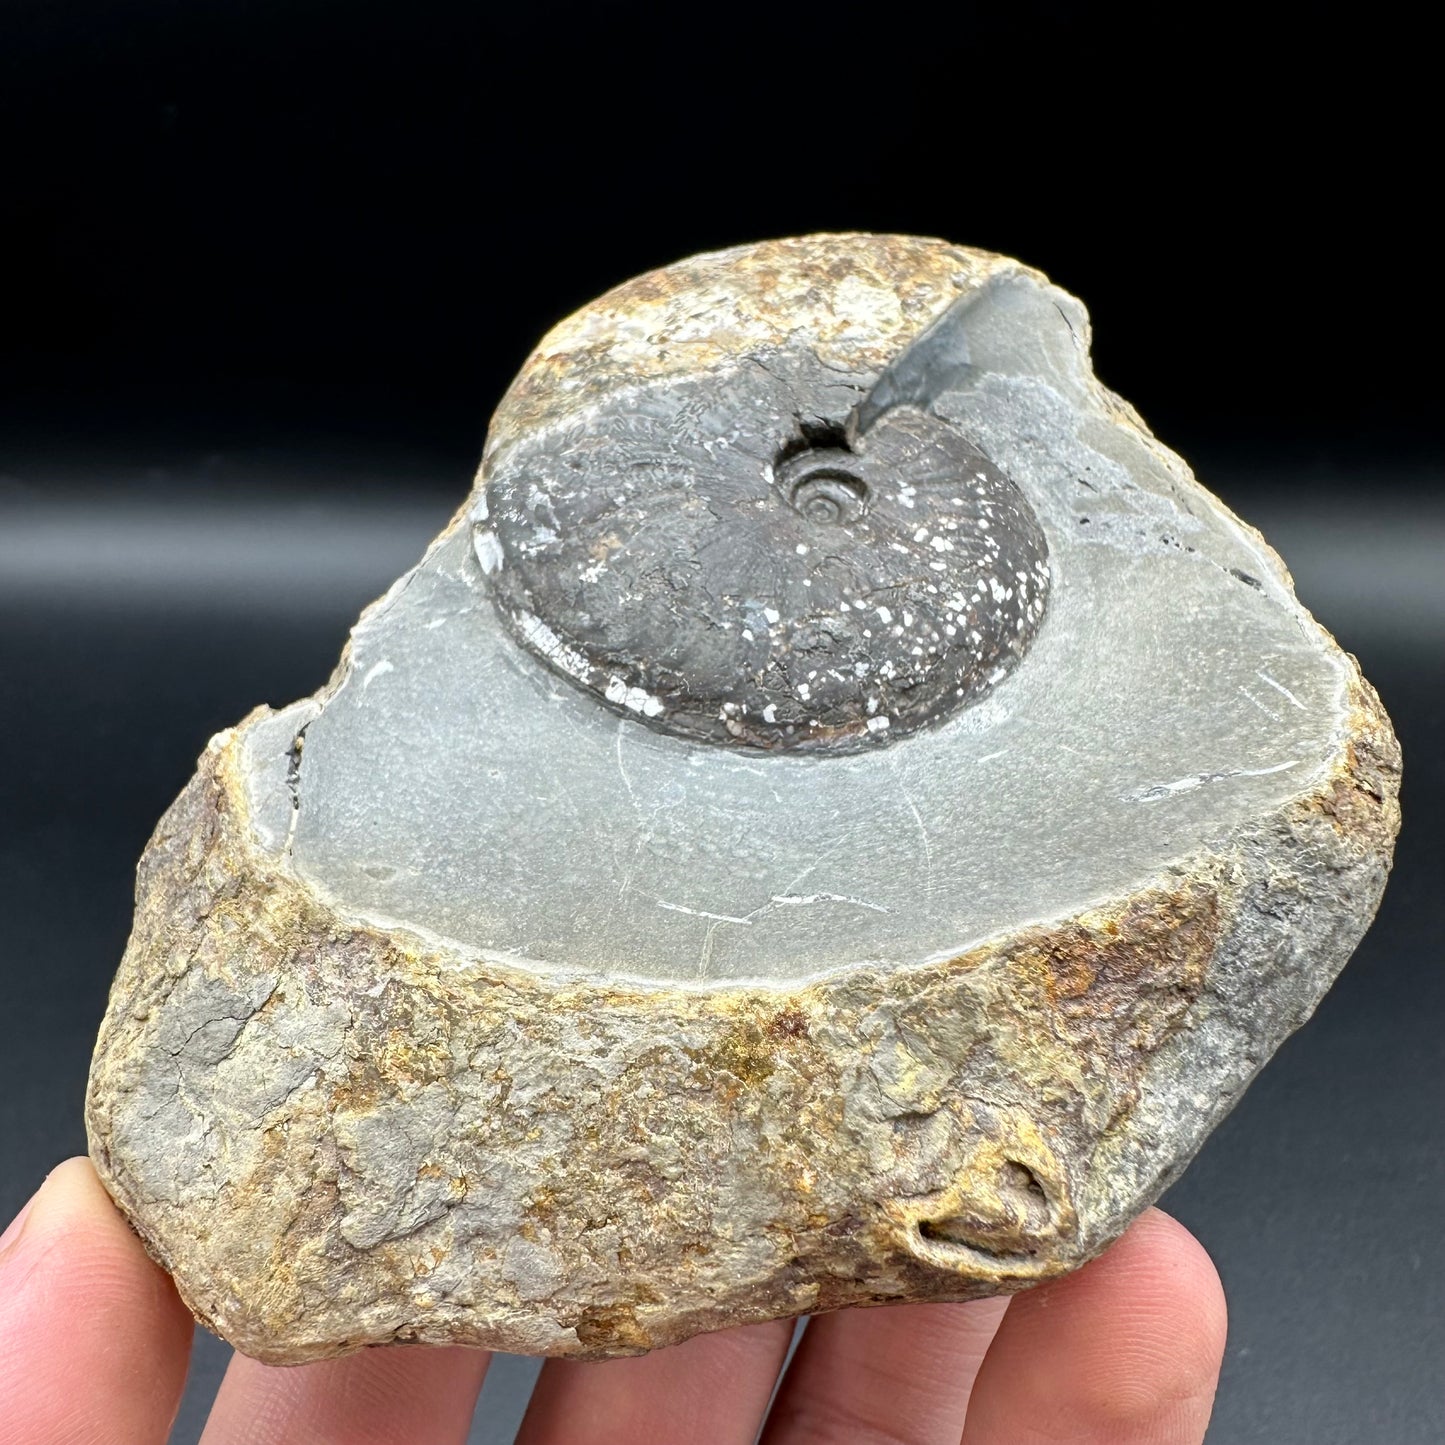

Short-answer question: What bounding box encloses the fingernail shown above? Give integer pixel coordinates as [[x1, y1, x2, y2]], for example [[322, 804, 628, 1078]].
[[0, 1191, 38, 1259]]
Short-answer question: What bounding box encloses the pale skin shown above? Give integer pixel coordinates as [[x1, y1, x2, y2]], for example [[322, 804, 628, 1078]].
[[0, 1159, 1227, 1444]]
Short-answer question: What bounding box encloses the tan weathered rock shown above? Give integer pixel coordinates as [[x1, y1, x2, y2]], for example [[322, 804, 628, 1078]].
[[87, 235, 1400, 1364]]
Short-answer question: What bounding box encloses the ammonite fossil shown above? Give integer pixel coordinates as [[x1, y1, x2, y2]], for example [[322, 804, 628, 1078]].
[[481, 285, 1051, 750], [87, 235, 1399, 1365]]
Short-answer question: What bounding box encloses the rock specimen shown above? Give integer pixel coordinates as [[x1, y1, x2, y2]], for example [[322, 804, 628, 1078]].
[[87, 235, 1400, 1365]]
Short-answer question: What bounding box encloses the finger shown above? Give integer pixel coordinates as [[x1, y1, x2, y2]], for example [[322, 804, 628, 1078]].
[[201, 1343, 490, 1445], [0, 1157, 194, 1445], [761, 1297, 1009, 1444], [963, 1207, 1227, 1445], [517, 1319, 793, 1445]]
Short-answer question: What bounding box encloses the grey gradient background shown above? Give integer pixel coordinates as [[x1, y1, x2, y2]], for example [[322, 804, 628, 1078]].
[[1, 2, 1440, 1440]]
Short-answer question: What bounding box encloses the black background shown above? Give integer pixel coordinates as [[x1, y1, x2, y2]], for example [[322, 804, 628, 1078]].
[[1, 3, 1439, 1442], [2, 0, 1436, 465]]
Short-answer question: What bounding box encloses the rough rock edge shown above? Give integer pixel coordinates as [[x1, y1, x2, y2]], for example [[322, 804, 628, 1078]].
[[86, 236, 1401, 1362], [86, 664, 1397, 1364]]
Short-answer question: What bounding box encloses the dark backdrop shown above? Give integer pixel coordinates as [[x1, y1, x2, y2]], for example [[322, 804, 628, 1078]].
[[2, 0, 1436, 464], [2, 4, 1439, 1442]]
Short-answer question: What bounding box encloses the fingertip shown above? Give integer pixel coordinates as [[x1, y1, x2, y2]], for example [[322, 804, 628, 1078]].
[[205, 1343, 492, 1445], [3, 1156, 129, 1255], [964, 1208, 1227, 1444], [0, 1156, 193, 1445], [519, 1320, 793, 1445], [1124, 1208, 1229, 1361], [15, 1156, 191, 1332], [18, 1155, 130, 1243]]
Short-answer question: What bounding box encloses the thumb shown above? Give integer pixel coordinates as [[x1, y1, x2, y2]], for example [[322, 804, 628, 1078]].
[[0, 1157, 194, 1445]]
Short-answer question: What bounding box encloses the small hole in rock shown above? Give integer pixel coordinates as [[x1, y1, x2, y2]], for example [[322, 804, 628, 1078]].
[[776, 417, 852, 463], [918, 1214, 988, 1246], [1002, 1160, 1048, 1201], [917, 1216, 1039, 1259]]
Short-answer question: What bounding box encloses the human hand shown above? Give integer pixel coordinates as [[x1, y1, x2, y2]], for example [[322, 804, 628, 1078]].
[[0, 1158, 1225, 1443]]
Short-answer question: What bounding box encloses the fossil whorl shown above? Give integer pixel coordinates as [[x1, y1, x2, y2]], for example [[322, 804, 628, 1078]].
[[476, 268, 1050, 750]]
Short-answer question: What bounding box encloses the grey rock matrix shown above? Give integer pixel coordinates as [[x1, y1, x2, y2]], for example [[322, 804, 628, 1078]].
[[87, 235, 1400, 1364]]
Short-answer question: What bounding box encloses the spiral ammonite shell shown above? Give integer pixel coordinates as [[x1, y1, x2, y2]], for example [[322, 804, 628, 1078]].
[[477, 289, 1050, 751]]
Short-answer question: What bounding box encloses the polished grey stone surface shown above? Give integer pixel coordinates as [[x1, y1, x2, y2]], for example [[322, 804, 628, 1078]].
[[256, 279, 1351, 985]]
